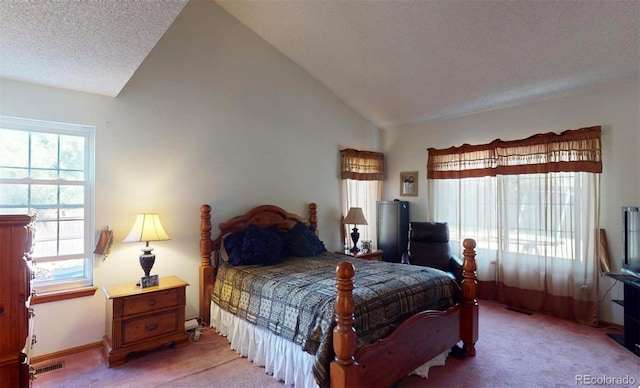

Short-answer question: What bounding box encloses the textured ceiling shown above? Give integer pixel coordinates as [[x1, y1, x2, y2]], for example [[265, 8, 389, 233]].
[[0, 1, 187, 97], [217, 0, 640, 127], [1, 1, 638, 127]]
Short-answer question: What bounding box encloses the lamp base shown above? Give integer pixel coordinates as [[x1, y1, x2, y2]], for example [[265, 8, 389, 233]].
[[350, 227, 360, 253], [139, 248, 155, 278]]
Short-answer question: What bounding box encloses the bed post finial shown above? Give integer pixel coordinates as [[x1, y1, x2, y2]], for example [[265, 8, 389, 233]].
[[331, 261, 359, 387], [200, 204, 214, 326], [461, 238, 478, 356], [200, 204, 212, 266], [309, 203, 318, 235]]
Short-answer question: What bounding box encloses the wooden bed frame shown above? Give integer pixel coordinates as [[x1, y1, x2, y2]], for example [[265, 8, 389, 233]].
[[199, 203, 478, 387]]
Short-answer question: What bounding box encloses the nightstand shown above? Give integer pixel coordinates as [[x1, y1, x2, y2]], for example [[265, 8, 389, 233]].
[[102, 276, 190, 367], [336, 249, 383, 261]]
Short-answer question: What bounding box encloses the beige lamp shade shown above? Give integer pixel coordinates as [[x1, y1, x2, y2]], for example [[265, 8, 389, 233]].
[[343, 207, 367, 253], [123, 213, 171, 243], [343, 207, 368, 226], [124, 213, 170, 279]]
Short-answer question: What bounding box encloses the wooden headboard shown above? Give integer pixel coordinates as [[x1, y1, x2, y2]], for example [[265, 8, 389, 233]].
[[199, 203, 318, 324]]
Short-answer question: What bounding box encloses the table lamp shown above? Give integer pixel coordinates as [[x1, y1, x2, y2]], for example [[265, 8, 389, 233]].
[[123, 213, 170, 279], [343, 207, 368, 253]]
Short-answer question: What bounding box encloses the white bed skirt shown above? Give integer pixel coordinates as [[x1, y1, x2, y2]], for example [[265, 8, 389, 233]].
[[210, 303, 447, 388]]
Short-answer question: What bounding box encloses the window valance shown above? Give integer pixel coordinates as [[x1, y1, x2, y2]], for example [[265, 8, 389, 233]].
[[340, 148, 384, 181], [427, 126, 602, 179]]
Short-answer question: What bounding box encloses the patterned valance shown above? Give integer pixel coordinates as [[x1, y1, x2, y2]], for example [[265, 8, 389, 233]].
[[340, 148, 384, 181], [427, 126, 602, 179]]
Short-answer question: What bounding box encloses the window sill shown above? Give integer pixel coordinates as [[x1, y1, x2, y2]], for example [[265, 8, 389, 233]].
[[31, 286, 98, 305]]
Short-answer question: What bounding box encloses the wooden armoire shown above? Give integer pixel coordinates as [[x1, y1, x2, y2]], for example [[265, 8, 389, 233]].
[[0, 213, 37, 386]]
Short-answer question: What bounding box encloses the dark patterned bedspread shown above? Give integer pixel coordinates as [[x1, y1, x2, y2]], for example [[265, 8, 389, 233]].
[[211, 251, 461, 387]]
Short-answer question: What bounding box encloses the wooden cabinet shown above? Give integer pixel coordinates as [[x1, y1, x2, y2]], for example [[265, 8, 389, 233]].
[[0, 213, 37, 387], [102, 276, 190, 367], [336, 249, 383, 261]]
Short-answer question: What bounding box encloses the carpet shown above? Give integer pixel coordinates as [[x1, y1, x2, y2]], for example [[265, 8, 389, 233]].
[[33, 300, 640, 387], [399, 300, 640, 387]]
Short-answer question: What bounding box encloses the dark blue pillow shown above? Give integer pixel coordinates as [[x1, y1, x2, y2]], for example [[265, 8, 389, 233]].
[[241, 224, 283, 265], [281, 221, 327, 257], [223, 230, 248, 266]]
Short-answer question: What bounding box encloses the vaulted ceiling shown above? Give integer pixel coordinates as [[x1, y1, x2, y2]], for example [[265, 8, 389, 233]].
[[1, 1, 638, 128], [0, 1, 188, 97]]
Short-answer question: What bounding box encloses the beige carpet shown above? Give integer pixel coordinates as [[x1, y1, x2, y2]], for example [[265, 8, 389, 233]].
[[33, 300, 640, 387], [33, 330, 284, 388]]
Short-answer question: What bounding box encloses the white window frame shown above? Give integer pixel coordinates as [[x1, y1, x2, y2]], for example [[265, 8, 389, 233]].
[[0, 116, 95, 293]]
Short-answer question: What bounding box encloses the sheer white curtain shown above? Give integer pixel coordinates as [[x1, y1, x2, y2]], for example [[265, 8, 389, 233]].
[[341, 180, 382, 250], [428, 176, 498, 285], [428, 127, 602, 325], [340, 149, 384, 251]]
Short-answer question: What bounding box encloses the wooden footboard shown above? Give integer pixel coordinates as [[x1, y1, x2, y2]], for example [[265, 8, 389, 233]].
[[331, 239, 478, 388]]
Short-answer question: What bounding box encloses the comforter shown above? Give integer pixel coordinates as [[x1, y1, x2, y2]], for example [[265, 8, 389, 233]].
[[211, 252, 460, 386]]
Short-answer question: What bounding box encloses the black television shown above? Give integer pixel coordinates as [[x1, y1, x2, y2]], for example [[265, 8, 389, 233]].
[[622, 206, 640, 280]]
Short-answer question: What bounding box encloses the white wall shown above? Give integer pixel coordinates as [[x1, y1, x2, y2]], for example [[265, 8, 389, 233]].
[[382, 77, 640, 324], [0, 1, 377, 357]]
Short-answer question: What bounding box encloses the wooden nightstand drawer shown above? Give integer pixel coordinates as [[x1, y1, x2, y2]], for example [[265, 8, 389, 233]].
[[122, 310, 179, 345], [123, 289, 179, 316]]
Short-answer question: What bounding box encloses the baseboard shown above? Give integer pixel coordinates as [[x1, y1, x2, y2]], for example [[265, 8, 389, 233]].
[[31, 341, 103, 364], [505, 306, 534, 315], [597, 319, 624, 331]]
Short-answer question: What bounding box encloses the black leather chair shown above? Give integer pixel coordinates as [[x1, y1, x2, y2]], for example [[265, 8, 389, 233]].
[[408, 222, 463, 283], [408, 221, 469, 358]]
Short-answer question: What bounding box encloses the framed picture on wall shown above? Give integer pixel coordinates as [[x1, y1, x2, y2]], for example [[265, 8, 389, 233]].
[[400, 171, 418, 196]]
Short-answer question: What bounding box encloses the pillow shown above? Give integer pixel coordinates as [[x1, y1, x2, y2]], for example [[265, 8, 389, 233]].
[[221, 230, 247, 266], [241, 224, 283, 265], [281, 221, 327, 257]]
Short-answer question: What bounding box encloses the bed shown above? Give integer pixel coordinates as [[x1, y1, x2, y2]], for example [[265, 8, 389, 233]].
[[199, 203, 478, 387]]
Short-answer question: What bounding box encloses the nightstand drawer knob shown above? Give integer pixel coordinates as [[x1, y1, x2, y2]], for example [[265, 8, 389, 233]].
[[147, 298, 157, 307], [145, 323, 158, 332]]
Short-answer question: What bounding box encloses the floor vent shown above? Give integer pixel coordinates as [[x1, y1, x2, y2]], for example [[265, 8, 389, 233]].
[[506, 306, 534, 315], [35, 361, 65, 375]]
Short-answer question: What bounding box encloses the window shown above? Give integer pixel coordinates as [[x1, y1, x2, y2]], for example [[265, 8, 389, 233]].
[[427, 126, 602, 325], [341, 179, 381, 247], [340, 149, 384, 250], [0, 116, 95, 293], [503, 172, 578, 259], [436, 172, 582, 260]]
